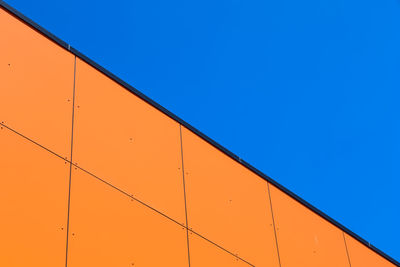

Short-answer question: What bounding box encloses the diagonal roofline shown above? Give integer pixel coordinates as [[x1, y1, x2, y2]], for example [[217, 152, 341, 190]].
[[1, 1, 398, 265]]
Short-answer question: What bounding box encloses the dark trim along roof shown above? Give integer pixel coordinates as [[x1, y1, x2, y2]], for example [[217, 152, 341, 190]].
[[0, 1, 398, 265]]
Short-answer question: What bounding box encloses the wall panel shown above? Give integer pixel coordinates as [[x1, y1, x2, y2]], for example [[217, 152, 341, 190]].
[[0, 8, 75, 158], [72, 58, 186, 224], [344, 233, 396, 267], [269, 184, 350, 267], [181, 127, 280, 267], [0, 126, 70, 266], [67, 167, 188, 267]]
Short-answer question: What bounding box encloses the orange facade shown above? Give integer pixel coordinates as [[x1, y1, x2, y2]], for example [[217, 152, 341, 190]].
[[0, 3, 398, 267]]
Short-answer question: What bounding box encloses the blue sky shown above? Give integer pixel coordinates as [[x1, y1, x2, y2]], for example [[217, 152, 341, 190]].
[[5, 0, 400, 261]]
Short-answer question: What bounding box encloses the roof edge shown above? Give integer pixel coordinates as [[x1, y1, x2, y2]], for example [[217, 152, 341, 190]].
[[1, 1, 398, 265]]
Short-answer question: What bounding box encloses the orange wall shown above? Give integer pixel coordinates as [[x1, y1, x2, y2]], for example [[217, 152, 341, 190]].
[[0, 6, 397, 267]]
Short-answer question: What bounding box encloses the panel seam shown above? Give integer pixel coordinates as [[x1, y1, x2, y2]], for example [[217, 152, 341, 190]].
[[0, 122, 65, 161], [343, 232, 352, 267], [188, 229, 255, 267], [179, 125, 191, 267], [65, 55, 76, 267], [267, 182, 282, 267]]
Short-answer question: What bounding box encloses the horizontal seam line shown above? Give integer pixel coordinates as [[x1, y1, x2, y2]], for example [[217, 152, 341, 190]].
[[188, 230, 255, 266], [0, 122, 67, 161]]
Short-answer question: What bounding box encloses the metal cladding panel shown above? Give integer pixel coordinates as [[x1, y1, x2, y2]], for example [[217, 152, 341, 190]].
[[189, 233, 250, 267], [344, 233, 397, 267], [67, 167, 189, 267], [181, 126, 280, 267], [269, 184, 350, 267], [72, 58, 186, 224], [0, 126, 70, 266], [0, 8, 74, 159]]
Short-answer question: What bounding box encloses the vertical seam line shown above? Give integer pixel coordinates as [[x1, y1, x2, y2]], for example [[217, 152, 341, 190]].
[[267, 182, 282, 267], [65, 56, 76, 267], [180, 124, 191, 267], [343, 232, 352, 267]]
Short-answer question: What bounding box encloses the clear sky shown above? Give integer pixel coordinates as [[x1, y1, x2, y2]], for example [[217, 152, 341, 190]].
[[5, 0, 399, 261]]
